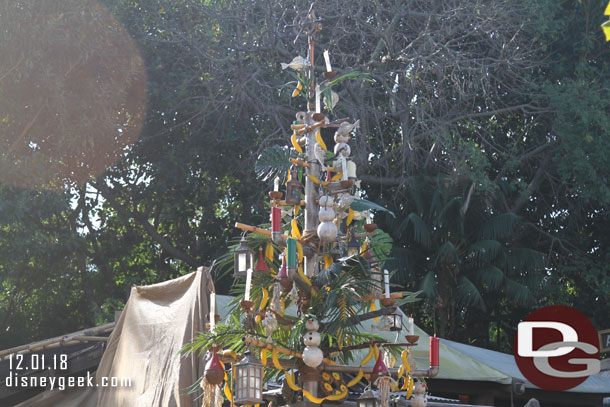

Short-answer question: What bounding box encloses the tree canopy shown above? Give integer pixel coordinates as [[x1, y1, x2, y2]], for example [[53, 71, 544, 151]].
[[1, 0, 609, 352]]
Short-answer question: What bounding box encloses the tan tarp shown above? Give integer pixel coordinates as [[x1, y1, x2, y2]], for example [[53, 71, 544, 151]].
[[96, 267, 212, 407], [11, 268, 231, 407]]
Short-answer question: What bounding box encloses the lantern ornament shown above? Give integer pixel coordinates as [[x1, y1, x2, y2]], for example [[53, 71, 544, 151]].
[[357, 389, 378, 407], [234, 235, 254, 278], [389, 310, 402, 332], [347, 228, 360, 257], [234, 350, 264, 406], [285, 168, 302, 205]]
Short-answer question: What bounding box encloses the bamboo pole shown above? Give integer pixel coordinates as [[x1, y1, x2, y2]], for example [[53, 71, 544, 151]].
[[362, 292, 404, 302], [0, 322, 115, 360], [235, 222, 290, 240]]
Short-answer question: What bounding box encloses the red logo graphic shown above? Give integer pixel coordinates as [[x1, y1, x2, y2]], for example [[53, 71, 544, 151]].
[[513, 305, 600, 391]]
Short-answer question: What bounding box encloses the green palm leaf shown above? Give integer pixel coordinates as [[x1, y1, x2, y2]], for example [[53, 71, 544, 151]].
[[457, 276, 484, 308], [350, 199, 396, 217], [255, 145, 294, 182], [479, 212, 520, 240]]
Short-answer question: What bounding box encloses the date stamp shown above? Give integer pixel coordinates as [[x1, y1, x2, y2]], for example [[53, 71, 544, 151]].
[[4, 353, 131, 391], [9, 353, 68, 371]]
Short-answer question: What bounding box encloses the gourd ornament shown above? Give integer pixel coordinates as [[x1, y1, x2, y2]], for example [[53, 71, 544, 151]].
[[317, 195, 338, 243]]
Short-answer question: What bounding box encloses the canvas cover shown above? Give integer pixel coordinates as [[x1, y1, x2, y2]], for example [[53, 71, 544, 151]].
[[95, 267, 213, 407]]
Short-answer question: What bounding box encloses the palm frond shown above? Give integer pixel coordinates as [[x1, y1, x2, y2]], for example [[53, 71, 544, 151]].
[[472, 265, 505, 290], [350, 199, 396, 217], [457, 276, 485, 309], [479, 212, 520, 240], [467, 240, 502, 263], [436, 241, 458, 265], [255, 145, 294, 182], [397, 213, 432, 248], [420, 270, 438, 298], [504, 248, 546, 273], [504, 279, 534, 306]]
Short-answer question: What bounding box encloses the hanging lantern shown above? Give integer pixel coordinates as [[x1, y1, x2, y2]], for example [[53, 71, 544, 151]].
[[204, 347, 225, 385], [389, 310, 402, 332], [357, 390, 378, 407], [285, 168, 302, 205], [234, 236, 254, 278], [234, 350, 264, 406], [347, 228, 360, 257], [255, 247, 269, 273]]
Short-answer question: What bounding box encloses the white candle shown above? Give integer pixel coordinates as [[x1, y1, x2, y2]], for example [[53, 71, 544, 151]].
[[366, 211, 372, 225], [384, 269, 390, 299], [210, 292, 216, 332], [408, 316, 414, 335], [245, 267, 253, 301], [315, 85, 321, 113], [341, 156, 347, 181], [323, 50, 332, 72], [274, 176, 280, 192]]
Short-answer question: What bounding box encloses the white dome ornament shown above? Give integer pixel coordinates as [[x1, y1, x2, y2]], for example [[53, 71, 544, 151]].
[[302, 317, 324, 368], [317, 196, 338, 243]]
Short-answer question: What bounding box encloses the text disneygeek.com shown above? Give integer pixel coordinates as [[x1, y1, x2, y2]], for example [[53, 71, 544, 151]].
[[5, 371, 132, 391]]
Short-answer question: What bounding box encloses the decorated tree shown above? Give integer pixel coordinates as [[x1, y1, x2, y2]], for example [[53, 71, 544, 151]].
[[187, 7, 440, 407]]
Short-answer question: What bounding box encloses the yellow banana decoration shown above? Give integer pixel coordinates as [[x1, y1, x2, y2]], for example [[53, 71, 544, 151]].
[[286, 370, 348, 404], [371, 300, 379, 323], [346, 209, 355, 226], [291, 132, 303, 153], [331, 172, 343, 181], [405, 377, 414, 397], [297, 241, 304, 263], [297, 266, 312, 286], [294, 204, 300, 216], [324, 254, 333, 269], [265, 241, 274, 263], [272, 349, 283, 370], [315, 129, 327, 151], [292, 81, 303, 98], [291, 218, 301, 239], [307, 174, 320, 185], [347, 369, 364, 387], [260, 287, 269, 311], [223, 372, 233, 402]]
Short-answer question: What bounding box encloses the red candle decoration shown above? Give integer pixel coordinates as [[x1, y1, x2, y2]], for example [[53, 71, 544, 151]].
[[430, 336, 440, 366], [255, 248, 269, 272], [271, 207, 281, 232]]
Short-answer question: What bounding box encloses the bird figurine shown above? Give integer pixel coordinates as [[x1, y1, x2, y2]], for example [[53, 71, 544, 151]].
[[314, 143, 326, 167], [334, 119, 360, 142], [262, 310, 278, 343], [281, 55, 311, 71], [371, 315, 393, 331], [333, 142, 351, 157]]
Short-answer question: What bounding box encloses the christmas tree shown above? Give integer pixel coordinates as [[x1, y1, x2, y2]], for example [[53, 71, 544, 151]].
[[188, 5, 440, 407]]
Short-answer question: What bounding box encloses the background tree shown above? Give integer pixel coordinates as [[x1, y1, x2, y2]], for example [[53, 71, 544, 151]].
[[1, 0, 610, 350]]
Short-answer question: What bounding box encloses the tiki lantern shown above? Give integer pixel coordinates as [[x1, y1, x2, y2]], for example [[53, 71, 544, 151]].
[[347, 229, 360, 257], [357, 390, 378, 407], [389, 310, 402, 332], [234, 351, 264, 405], [285, 169, 302, 205], [234, 236, 254, 278]]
